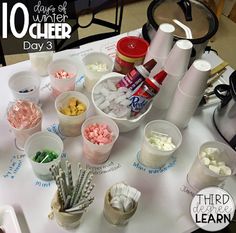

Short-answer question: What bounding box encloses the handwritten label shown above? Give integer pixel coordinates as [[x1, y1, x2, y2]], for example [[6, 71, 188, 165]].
[[76, 75, 84, 85], [61, 152, 66, 158], [35, 180, 52, 188], [86, 161, 121, 175], [47, 124, 66, 140], [2, 154, 25, 179], [75, 75, 85, 91], [40, 81, 51, 91], [180, 185, 196, 197], [132, 151, 176, 175], [180, 181, 225, 197]]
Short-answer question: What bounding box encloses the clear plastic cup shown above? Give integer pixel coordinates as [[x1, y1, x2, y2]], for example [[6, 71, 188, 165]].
[[48, 59, 78, 97], [81, 115, 119, 164], [10, 119, 42, 150], [55, 91, 90, 137], [187, 141, 236, 191], [24, 131, 63, 181], [140, 120, 182, 168], [8, 104, 42, 150], [8, 71, 41, 104], [82, 52, 113, 92], [29, 51, 53, 76]]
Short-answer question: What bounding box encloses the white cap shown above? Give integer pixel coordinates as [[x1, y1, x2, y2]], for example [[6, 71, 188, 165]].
[[164, 40, 193, 77]]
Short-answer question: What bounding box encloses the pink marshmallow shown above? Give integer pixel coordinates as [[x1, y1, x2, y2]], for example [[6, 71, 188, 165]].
[[84, 123, 113, 145]]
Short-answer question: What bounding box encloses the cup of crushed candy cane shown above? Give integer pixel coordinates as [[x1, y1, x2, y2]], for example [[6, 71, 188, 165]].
[[48, 59, 78, 97], [81, 115, 119, 164], [7, 100, 42, 150]]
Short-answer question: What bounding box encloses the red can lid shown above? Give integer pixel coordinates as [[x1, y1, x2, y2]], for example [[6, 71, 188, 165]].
[[117, 36, 149, 58]]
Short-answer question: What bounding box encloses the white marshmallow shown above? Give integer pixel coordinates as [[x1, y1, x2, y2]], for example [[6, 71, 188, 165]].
[[210, 160, 217, 166], [217, 161, 225, 166], [219, 166, 232, 176], [202, 157, 210, 166], [209, 165, 221, 174], [199, 151, 207, 158], [205, 147, 220, 158], [148, 132, 176, 151]]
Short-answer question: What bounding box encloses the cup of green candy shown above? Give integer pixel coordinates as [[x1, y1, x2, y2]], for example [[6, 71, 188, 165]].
[[33, 150, 59, 163], [24, 131, 63, 180]]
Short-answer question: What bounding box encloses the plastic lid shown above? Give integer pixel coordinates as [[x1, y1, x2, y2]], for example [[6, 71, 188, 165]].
[[117, 36, 149, 58]]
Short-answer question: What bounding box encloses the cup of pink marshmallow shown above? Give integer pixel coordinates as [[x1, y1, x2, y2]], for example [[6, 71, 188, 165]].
[[81, 115, 119, 164]]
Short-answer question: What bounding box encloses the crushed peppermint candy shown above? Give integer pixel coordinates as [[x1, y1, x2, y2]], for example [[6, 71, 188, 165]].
[[54, 69, 75, 79]]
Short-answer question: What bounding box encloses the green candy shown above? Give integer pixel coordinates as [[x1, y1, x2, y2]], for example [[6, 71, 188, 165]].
[[33, 149, 59, 163], [33, 151, 41, 161]]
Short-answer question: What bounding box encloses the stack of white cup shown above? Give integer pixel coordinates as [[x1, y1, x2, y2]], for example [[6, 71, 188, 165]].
[[165, 59, 211, 129], [154, 40, 193, 109]]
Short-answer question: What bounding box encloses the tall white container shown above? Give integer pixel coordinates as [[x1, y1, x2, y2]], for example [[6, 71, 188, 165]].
[[153, 40, 193, 109], [144, 23, 175, 78], [165, 59, 211, 129]]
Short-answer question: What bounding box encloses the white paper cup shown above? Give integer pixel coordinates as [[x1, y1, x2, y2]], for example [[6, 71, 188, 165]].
[[48, 59, 78, 97], [55, 91, 90, 137], [29, 51, 53, 76], [164, 40, 193, 77], [24, 131, 63, 181], [153, 74, 179, 110], [8, 71, 41, 104], [165, 83, 201, 129], [83, 52, 113, 92], [187, 141, 236, 191], [140, 120, 182, 168], [81, 115, 119, 164], [179, 59, 211, 97], [144, 23, 175, 62]]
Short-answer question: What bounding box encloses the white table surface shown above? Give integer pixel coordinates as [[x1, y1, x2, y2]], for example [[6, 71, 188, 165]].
[[0, 30, 236, 233]]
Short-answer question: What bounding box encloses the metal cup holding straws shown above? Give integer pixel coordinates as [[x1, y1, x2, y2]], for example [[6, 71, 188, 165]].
[[49, 161, 95, 229]]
